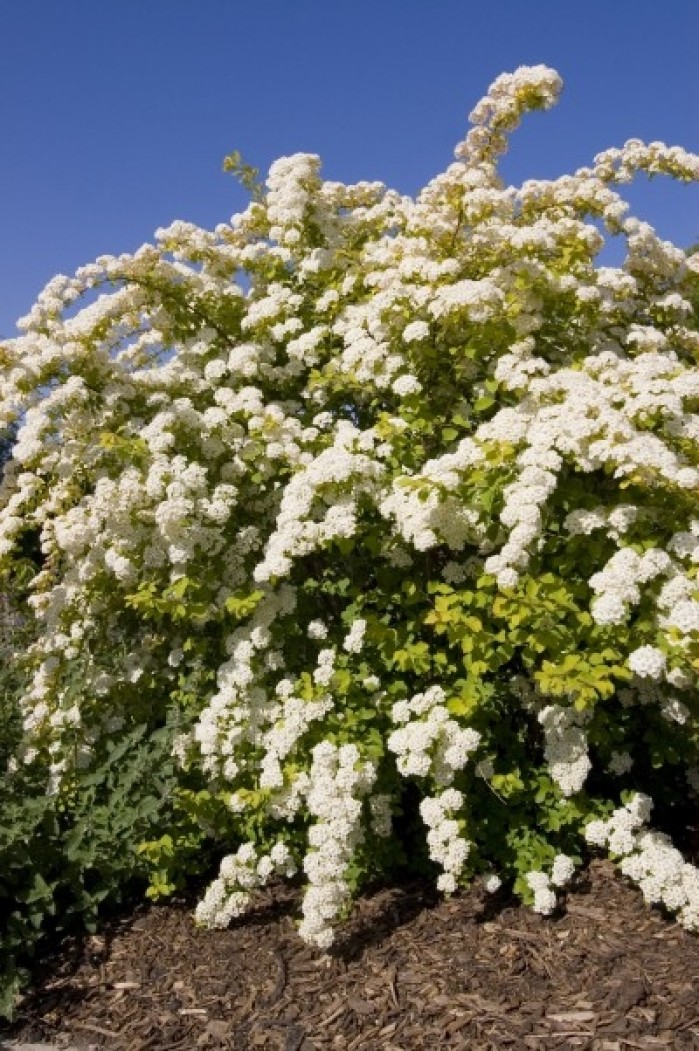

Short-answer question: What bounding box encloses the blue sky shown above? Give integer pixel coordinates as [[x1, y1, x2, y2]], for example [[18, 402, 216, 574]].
[[1, 0, 697, 337]]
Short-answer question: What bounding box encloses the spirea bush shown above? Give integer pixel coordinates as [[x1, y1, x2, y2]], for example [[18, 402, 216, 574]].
[[2, 65, 699, 949]]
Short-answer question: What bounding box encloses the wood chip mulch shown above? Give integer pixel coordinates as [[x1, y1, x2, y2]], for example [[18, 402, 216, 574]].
[[3, 859, 699, 1050]]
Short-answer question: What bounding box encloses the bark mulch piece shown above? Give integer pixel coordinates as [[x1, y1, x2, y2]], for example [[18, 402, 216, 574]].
[[3, 859, 699, 1050]]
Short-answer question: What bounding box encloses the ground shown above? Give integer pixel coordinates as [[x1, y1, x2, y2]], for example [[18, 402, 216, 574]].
[[3, 858, 699, 1050]]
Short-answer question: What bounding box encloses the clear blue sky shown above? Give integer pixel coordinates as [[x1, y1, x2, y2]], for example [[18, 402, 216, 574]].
[[1, 1, 697, 338]]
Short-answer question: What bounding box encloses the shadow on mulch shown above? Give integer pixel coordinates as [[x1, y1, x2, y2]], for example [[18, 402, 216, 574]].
[[3, 859, 699, 1050]]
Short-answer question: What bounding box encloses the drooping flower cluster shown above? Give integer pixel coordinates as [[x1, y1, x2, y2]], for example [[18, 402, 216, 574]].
[[585, 795, 699, 930], [525, 854, 577, 914], [299, 742, 376, 948], [387, 685, 481, 785], [420, 789, 472, 894], [538, 705, 592, 797], [195, 840, 297, 929], [2, 65, 699, 943]]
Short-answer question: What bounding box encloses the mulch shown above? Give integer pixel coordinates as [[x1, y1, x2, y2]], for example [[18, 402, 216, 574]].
[[3, 859, 699, 1051]]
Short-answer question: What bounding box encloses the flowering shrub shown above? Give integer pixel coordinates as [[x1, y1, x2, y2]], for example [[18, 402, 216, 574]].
[[2, 65, 699, 949]]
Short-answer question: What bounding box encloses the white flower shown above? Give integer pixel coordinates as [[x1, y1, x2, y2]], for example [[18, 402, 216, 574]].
[[668, 600, 699, 634], [551, 854, 575, 887], [342, 618, 367, 654], [307, 620, 328, 640], [661, 697, 689, 725], [391, 374, 422, 397], [584, 819, 609, 848], [628, 645, 666, 680], [591, 593, 627, 625], [496, 567, 519, 590], [437, 872, 457, 894], [532, 888, 557, 915], [526, 871, 558, 914], [402, 320, 430, 343]]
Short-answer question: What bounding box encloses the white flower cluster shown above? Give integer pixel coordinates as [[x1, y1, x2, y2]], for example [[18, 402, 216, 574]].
[[388, 685, 481, 785], [484, 463, 558, 588], [585, 794, 699, 931], [402, 320, 430, 344], [538, 704, 591, 796], [342, 618, 367, 654], [299, 742, 376, 949], [189, 584, 298, 783], [458, 64, 563, 164], [260, 688, 334, 790], [253, 431, 384, 584], [525, 872, 556, 915], [667, 599, 699, 634], [420, 789, 471, 894], [565, 504, 638, 539], [525, 854, 576, 914], [628, 645, 666, 680], [551, 852, 576, 887], [656, 570, 699, 645], [195, 840, 297, 928], [379, 438, 484, 552], [660, 696, 690, 725], [478, 344, 699, 596], [585, 792, 653, 854], [589, 547, 672, 627]]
